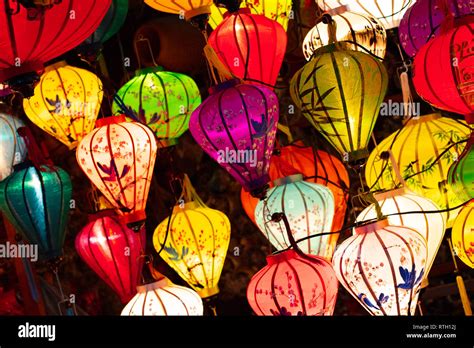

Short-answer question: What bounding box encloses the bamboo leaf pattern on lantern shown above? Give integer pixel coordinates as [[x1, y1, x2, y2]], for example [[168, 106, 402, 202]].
[[397, 265, 424, 290], [358, 292, 388, 310], [97, 158, 130, 182], [251, 114, 276, 138], [163, 244, 189, 261]]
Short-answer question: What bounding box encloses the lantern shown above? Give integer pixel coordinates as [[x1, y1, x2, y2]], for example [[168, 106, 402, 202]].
[[0, 164, 72, 260], [112, 66, 201, 147], [23, 61, 103, 150], [303, 11, 387, 61], [247, 249, 338, 316], [121, 276, 204, 315], [0, 105, 27, 181], [290, 45, 388, 164], [398, 0, 473, 57], [189, 79, 279, 195], [144, 0, 213, 20], [332, 219, 427, 315], [452, 200, 474, 268], [152, 176, 231, 298], [413, 16, 474, 122], [76, 115, 157, 226], [365, 114, 471, 226], [207, 8, 287, 86], [448, 131, 474, 200], [75, 213, 144, 303]]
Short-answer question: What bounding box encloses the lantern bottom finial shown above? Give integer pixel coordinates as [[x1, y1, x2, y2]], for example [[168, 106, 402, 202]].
[[197, 286, 219, 299]]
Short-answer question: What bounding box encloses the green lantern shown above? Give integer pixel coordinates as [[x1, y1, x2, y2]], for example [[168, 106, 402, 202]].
[[449, 132, 474, 201], [84, 0, 129, 46], [113, 66, 201, 147]]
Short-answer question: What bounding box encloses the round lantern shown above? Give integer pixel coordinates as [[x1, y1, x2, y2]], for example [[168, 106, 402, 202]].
[[75, 213, 144, 303], [0, 106, 27, 181], [452, 200, 474, 268], [0, 164, 72, 260], [365, 114, 471, 227], [76, 115, 158, 227], [333, 219, 427, 315], [121, 276, 204, 315], [112, 66, 201, 147], [189, 79, 279, 195], [144, 0, 213, 20], [255, 174, 335, 259], [152, 176, 231, 298], [413, 15, 474, 122], [207, 8, 287, 86], [303, 11, 387, 61], [23, 61, 103, 150], [247, 249, 338, 316], [290, 45, 388, 164], [448, 131, 474, 200]]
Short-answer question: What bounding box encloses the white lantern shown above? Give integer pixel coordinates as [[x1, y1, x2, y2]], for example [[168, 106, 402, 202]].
[[332, 219, 427, 315], [0, 107, 27, 181]]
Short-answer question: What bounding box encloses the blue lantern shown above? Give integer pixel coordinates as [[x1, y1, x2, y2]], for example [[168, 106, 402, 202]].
[[0, 106, 27, 181]]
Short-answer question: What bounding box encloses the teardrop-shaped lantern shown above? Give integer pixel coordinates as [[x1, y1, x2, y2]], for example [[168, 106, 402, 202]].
[[0, 105, 27, 181], [452, 199, 474, 268], [448, 132, 474, 200], [23, 61, 103, 150], [144, 0, 213, 20], [247, 249, 338, 316], [76, 115, 158, 227], [332, 219, 427, 315], [113, 66, 201, 147], [189, 79, 279, 196]]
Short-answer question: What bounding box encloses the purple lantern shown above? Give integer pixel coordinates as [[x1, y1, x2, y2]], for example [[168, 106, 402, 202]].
[[189, 79, 279, 196], [399, 0, 473, 57]]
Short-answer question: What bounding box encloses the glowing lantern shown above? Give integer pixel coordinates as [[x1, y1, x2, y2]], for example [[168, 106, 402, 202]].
[[189, 79, 279, 196], [452, 200, 474, 268], [112, 66, 201, 147], [75, 213, 144, 303], [0, 106, 27, 181], [448, 132, 474, 200], [207, 8, 287, 86], [247, 249, 338, 316], [144, 0, 213, 20], [152, 176, 231, 298], [365, 114, 470, 227], [76, 115, 157, 227], [332, 219, 427, 315], [290, 45, 388, 164], [23, 61, 103, 150]]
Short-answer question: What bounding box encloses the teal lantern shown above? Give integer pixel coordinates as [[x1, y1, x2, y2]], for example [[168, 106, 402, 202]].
[[84, 0, 129, 46], [113, 66, 201, 147], [0, 105, 27, 181]]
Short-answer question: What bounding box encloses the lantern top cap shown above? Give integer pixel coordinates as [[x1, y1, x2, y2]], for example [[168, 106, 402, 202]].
[[406, 113, 441, 125], [208, 78, 240, 95], [95, 115, 127, 127], [223, 7, 251, 19], [273, 174, 304, 186], [173, 200, 201, 213], [354, 219, 389, 235], [373, 187, 408, 201], [44, 60, 68, 72], [266, 249, 298, 265], [136, 277, 170, 293], [87, 209, 116, 222], [135, 66, 164, 76]]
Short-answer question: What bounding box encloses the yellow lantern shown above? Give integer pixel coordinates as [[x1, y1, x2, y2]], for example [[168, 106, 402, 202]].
[[144, 0, 213, 20], [152, 175, 231, 298], [452, 200, 474, 269], [23, 61, 103, 150]]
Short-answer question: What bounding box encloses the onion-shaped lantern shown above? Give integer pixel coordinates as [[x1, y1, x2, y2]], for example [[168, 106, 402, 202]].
[[144, 0, 213, 20], [448, 131, 474, 200], [23, 61, 103, 149], [0, 105, 27, 181], [452, 199, 474, 268], [333, 219, 427, 315]]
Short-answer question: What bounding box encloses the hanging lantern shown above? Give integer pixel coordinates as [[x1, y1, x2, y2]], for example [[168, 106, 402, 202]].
[[23, 61, 103, 150], [76, 115, 158, 227], [413, 15, 474, 123], [75, 213, 145, 303], [207, 8, 287, 86], [189, 79, 279, 196], [0, 105, 27, 181], [332, 219, 427, 315], [112, 66, 201, 147], [452, 200, 474, 268], [144, 0, 213, 21], [290, 45, 388, 164], [247, 249, 338, 316], [448, 131, 474, 200], [365, 114, 471, 227], [152, 176, 231, 298]]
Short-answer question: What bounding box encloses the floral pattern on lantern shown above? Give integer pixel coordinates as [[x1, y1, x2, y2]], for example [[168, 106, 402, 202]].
[[0, 106, 27, 181], [452, 200, 474, 268], [144, 0, 213, 20]]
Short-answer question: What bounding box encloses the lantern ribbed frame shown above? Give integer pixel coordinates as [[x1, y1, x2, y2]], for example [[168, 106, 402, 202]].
[[144, 0, 212, 20], [84, 0, 129, 45], [448, 132, 473, 201], [0, 108, 27, 181], [452, 200, 474, 268]]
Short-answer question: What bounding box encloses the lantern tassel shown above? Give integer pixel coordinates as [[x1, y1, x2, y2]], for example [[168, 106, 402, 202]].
[[203, 44, 236, 83], [400, 71, 413, 119], [447, 238, 473, 316]]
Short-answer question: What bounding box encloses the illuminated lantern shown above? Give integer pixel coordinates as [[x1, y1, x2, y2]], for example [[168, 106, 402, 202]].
[[448, 132, 474, 200], [76, 115, 157, 227], [398, 0, 473, 57], [0, 164, 72, 260], [75, 213, 144, 303], [189, 79, 279, 195], [413, 16, 474, 122], [112, 66, 201, 147], [144, 0, 213, 20], [255, 174, 335, 259], [247, 249, 338, 316], [303, 11, 386, 61], [365, 114, 470, 226], [290, 45, 388, 164], [152, 176, 231, 298], [207, 8, 287, 86], [332, 219, 427, 315], [23, 61, 103, 150], [452, 200, 474, 268], [0, 106, 27, 181]]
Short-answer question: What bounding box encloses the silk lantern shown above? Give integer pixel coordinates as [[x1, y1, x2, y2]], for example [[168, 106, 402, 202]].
[[207, 8, 287, 86], [75, 213, 144, 303], [333, 219, 427, 315], [365, 114, 470, 226], [144, 0, 213, 20], [452, 200, 474, 268], [0, 106, 27, 181], [23, 61, 103, 149], [448, 131, 474, 200], [189, 79, 279, 196], [76, 115, 157, 227], [247, 249, 338, 316], [113, 66, 201, 147]]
